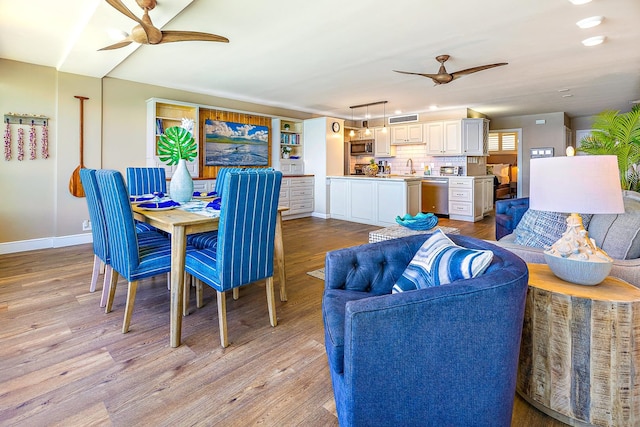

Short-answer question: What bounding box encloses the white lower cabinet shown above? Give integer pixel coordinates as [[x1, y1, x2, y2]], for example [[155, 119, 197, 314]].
[[279, 176, 314, 219], [481, 177, 494, 214], [329, 177, 421, 227], [448, 176, 492, 222], [192, 179, 216, 193]]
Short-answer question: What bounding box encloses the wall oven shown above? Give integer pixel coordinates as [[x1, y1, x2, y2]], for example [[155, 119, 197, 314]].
[[350, 141, 373, 155]]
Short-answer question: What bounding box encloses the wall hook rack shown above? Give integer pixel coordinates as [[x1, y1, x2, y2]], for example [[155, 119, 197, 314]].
[[4, 113, 49, 126]]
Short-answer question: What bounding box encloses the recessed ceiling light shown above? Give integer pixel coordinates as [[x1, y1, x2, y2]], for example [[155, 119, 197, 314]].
[[429, 105, 438, 111], [562, 94, 574, 98], [582, 36, 605, 46], [558, 88, 570, 92], [577, 16, 603, 29], [394, 110, 402, 115], [569, 0, 592, 5]]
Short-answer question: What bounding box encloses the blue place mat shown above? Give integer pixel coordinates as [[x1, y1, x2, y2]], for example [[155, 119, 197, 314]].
[[137, 200, 181, 210], [206, 198, 221, 210], [193, 191, 218, 198]]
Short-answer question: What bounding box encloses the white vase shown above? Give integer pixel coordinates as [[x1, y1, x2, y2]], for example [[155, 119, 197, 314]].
[[170, 159, 193, 203]]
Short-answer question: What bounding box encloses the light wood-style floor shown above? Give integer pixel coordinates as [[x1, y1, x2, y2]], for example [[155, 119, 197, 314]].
[[0, 215, 567, 426]]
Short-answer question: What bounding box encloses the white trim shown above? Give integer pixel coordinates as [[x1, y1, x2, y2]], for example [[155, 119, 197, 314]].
[[491, 127, 523, 198], [0, 233, 93, 255], [311, 212, 331, 219]]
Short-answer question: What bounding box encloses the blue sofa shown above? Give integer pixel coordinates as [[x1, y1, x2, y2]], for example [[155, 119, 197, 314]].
[[322, 234, 529, 427]]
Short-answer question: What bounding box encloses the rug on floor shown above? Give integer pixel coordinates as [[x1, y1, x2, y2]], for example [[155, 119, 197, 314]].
[[307, 268, 325, 280]]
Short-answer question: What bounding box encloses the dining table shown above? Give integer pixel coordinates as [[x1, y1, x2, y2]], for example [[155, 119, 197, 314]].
[[132, 201, 289, 348]]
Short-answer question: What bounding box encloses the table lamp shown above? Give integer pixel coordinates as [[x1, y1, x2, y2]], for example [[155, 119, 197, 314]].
[[529, 149, 624, 285]]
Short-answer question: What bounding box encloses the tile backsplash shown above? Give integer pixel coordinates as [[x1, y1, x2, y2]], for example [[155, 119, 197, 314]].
[[349, 144, 488, 176]]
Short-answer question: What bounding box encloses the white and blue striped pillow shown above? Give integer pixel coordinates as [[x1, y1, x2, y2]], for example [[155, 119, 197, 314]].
[[392, 230, 493, 293]]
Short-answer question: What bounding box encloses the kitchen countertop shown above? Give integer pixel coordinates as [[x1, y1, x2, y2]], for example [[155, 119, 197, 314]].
[[422, 175, 495, 179], [328, 175, 423, 182]]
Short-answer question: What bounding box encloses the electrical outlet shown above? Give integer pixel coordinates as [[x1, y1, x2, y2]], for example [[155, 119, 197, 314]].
[[82, 220, 92, 231]]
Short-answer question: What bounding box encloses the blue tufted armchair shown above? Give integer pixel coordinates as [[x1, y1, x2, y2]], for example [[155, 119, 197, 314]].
[[322, 233, 529, 427], [495, 197, 530, 240]]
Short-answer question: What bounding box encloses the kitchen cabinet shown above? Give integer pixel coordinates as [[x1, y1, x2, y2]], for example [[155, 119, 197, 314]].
[[192, 179, 215, 193], [461, 118, 489, 156], [448, 176, 492, 222], [374, 127, 395, 157], [279, 176, 314, 219], [146, 98, 199, 177], [272, 118, 304, 175], [329, 176, 421, 227], [425, 120, 462, 155], [481, 176, 494, 213], [391, 124, 424, 144]]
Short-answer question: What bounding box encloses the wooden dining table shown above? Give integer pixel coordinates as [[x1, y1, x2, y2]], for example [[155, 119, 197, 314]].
[[132, 204, 289, 347]]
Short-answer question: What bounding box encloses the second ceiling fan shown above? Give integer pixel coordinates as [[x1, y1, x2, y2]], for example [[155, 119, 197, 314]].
[[99, 0, 229, 51], [394, 55, 508, 85]]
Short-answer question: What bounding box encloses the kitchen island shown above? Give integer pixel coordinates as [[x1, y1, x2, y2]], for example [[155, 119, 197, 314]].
[[328, 175, 422, 227]]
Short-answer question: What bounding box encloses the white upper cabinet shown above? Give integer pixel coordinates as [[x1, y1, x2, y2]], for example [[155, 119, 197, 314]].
[[391, 124, 424, 144], [461, 118, 489, 156], [425, 120, 462, 155], [374, 127, 395, 157]]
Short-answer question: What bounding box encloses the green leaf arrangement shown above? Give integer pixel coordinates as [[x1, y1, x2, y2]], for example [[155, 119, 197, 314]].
[[157, 126, 197, 166], [579, 105, 640, 191]]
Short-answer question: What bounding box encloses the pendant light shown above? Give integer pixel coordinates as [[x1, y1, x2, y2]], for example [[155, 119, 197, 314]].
[[382, 102, 387, 134], [349, 107, 355, 138], [364, 105, 371, 136]]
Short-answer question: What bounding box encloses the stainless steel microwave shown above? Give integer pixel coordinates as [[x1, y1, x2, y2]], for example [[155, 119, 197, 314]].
[[350, 141, 373, 155]]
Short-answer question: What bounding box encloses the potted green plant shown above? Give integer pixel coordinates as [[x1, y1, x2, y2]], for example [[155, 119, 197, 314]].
[[281, 145, 292, 159], [157, 122, 198, 203], [578, 105, 640, 191]]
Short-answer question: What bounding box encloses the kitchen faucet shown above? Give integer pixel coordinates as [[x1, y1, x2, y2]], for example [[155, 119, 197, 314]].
[[406, 158, 416, 174]]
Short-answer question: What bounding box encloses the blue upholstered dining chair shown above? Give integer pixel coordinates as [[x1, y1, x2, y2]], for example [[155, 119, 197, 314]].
[[126, 167, 167, 233], [96, 169, 174, 333], [80, 168, 113, 308], [186, 169, 283, 347], [187, 167, 243, 250], [126, 167, 167, 195]]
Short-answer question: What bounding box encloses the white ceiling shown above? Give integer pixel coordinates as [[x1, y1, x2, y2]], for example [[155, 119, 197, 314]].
[[1, 0, 639, 122]]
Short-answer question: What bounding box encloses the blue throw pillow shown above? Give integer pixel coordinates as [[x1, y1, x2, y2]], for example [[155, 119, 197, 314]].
[[514, 209, 568, 248], [392, 230, 494, 293]]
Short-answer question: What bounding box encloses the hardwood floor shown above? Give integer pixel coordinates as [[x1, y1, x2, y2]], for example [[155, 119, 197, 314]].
[[0, 215, 566, 426]]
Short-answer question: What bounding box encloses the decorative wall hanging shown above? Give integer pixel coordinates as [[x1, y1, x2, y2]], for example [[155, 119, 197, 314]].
[[29, 121, 36, 160], [204, 119, 269, 166], [42, 121, 49, 159], [3, 113, 50, 161], [69, 96, 88, 198], [17, 127, 24, 161], [4, 119, 10, 161]]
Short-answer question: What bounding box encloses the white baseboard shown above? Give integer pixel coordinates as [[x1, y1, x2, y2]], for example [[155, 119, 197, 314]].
[[0, 233, 93, 255], [311, 212, 330, 219]]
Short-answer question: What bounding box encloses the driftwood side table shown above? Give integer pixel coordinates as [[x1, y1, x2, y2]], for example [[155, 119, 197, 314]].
[[518, 263, 640, 427]]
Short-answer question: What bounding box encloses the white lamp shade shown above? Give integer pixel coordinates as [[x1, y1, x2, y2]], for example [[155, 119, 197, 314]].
[[529, 155, 624, 214]]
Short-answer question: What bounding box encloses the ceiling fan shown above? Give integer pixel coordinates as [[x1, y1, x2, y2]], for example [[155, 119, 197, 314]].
[[99, 0, 229, 51], [393, 55, 508, 85]]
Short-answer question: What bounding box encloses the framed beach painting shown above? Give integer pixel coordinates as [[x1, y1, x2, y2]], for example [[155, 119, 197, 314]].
[[204, 119, 269, 166]]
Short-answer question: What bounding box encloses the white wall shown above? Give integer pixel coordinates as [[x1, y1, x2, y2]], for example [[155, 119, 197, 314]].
[[491, 112, 567, 197], [0, 59, 314, 252], [304, 117, 344, 217]]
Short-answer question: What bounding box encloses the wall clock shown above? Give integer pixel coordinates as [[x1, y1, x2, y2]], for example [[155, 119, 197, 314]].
[[332, 122, 340, 133]]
